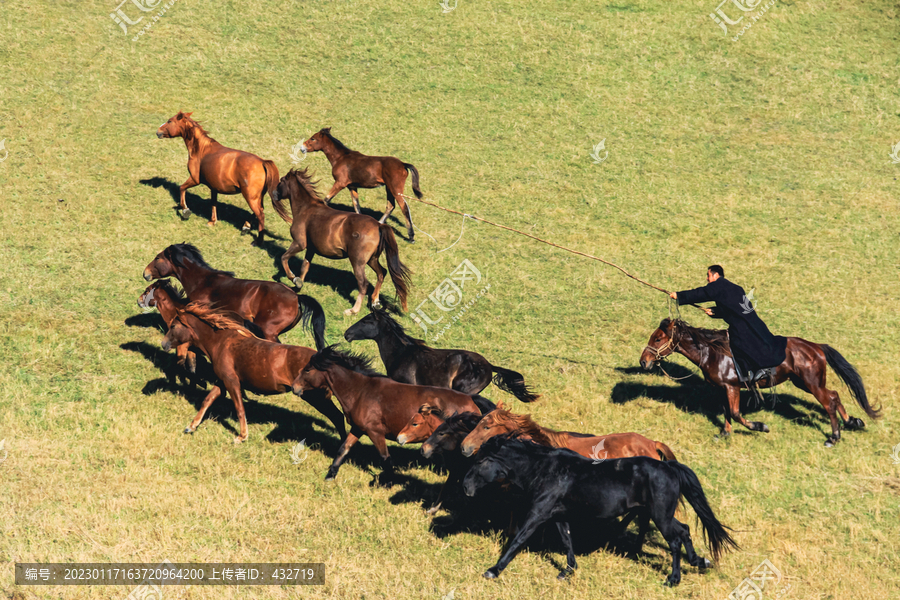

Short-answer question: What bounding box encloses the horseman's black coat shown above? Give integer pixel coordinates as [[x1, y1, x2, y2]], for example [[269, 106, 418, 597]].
[[676, 277, 786, 371], [462, 437, 738, 585]]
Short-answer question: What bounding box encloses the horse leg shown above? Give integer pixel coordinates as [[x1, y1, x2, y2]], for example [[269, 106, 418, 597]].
[[790, 373, 845, 446], [726, 385, 769, 434], [674, 519, 710, 569], [323, 181, 347, 204], [186, 385, 223, 434], [556, 522, 577, 579], [300, 388, 347, 440], [344, 258, 370, 316], [391, 186, 415, 242], [366, 254, 386, 310], [246, 194, 265, 246], [280, 239, 304, 287], [379, 189, 396, 225], [326, 428, 363, 481], [349, 188, 362, 214], [178, 175, 199, 219], [369, 433, 395, 487], [651, 514, 684, 586], [208, 190, 218, 227], [484, 507, 551, 579], [297, 249, 315, 289], [220, 376, 248, 443]]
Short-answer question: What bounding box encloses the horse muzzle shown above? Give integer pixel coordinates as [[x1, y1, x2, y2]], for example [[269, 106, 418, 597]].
[[460, 444, 475, 458], [421, 444, 434, 458], [640, 358, 655, 371], [463, 480, 477, 497], [396, 434, 408, 446], [161, 338, 173, 352]]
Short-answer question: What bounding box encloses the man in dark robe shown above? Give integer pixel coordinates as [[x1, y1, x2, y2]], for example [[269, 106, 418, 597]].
[[669, 265, 787, 381]]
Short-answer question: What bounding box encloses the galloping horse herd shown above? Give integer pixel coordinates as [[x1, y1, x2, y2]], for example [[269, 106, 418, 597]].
[[137, 111, 881, 585]]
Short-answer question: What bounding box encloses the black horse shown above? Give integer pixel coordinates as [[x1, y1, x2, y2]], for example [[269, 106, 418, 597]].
[[419, 411, 484, 514], [463, 437, 738, 584], [344, 306, 539, 402]]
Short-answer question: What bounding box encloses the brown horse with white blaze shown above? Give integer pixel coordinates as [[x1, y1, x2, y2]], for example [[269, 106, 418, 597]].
[[639, 318, 880, 446], [301, 128, 422, 242], [156, 112, 279, 245], [271, 168, 412, 315]]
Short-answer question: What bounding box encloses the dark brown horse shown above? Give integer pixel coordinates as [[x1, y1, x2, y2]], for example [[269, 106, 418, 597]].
[[300, 128, 422, 242], [156, 111, 279, 244], [271, 169, 412, 315], [143, 243, 326, 348], [291, 346, 481, 483], [161, 303, 346, 443], [460, 403, 677, 461], [344, 306, 539, 401], [639, 318, 880, 446]]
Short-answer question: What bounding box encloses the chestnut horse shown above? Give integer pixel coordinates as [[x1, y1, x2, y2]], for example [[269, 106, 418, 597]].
[[271, 168, 412, 315], [460, 403, 677, 461], [143, 243, 326, 349], [157, 112, 279, 244], [291, 346, 481, 483], [639, 318, 880, 446], [344, 306, 539, 401], [301, 128, 422, 242], [161, 303, 346, 443], [138, 279, 206, 388]]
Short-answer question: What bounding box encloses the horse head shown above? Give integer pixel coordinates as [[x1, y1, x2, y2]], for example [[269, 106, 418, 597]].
[[156, 111, 194, 139], [640, 318, 681, 370]]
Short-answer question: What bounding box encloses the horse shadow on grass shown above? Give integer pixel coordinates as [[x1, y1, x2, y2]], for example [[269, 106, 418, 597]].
[[612, 365, 828, 434]]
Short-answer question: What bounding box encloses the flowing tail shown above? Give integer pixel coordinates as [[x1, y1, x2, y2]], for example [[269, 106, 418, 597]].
[[822, 345, 881, 419], [655, 441, 677, 462], [490, 365, 540, 402], [296, 295, 327, 351], [267, 161, 292, 225], [403, 163, 423, 199], [670, 462, 739, 562], [378, 223, 412, 311]]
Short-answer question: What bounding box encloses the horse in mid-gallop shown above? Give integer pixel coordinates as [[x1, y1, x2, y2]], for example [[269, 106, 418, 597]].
[[639, 318, 881, 446], [156, 111, 279, 245], [271, 168, 412, 315], [301, 128, 422, 242], [460, 402, 677, 462], [344, 306, 539, 401], [143, 243, 326, 348]]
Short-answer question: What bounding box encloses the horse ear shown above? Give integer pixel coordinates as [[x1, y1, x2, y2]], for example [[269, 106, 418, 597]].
[[185, 112, 193, 118], [321, 127, 331, 134], [496, 401, 507, 411]]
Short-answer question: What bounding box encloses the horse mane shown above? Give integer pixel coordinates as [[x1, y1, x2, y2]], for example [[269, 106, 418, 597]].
[[319, 127, 351, 153], [662, 318, 732, 357], [372, 308, 425, 347], [487, 406, 568, 448], [155, 279, 187, 303], [179, 302, 250, 332], [308, 345, 383, 377], [165, 243, 234, 276], [176, 112, 216, 146], [283, 167, 325, 203], [418, 404, 444, 418], [433, 411, 482, 436]]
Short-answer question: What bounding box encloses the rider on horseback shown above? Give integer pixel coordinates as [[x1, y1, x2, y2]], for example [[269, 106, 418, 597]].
[[669, 265, 787, 386]]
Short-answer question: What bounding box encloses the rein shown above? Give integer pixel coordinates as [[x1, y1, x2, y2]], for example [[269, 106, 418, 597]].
[[644, 326, 694, 382]]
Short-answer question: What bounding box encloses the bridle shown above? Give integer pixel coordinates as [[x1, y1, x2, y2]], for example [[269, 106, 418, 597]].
[[643, 324, 693, 381]]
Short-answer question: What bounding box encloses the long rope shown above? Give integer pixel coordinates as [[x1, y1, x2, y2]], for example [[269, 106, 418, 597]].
[[403, 194, 707, 313]]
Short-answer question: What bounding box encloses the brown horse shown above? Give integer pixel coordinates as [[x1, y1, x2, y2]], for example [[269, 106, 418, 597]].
[[156, 111, 279, 245], [138, 279, 206, 387], [161, 303, 346, 443], [143, 243, 326, 348], [301, 128, 422, 242], [271, 168, 412, 315], [639, 318, 881, 446], [460, 403, 677, 461], [291, 346, 481, 483]]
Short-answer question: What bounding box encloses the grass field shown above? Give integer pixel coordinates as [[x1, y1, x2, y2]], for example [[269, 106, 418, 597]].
[[1, 0, 899, 598]]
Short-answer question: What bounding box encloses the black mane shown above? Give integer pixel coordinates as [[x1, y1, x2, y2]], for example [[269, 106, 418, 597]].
[[308, 345, 384, 377], [320, 127, 352, 153], [661, 318, 731, 355], [165, 243, 234, 276], [372, 306, 426, 346], [156, 278, 187, 303]]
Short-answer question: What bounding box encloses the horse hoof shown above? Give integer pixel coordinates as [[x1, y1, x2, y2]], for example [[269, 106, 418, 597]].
[[824, 437, 838, 448], [371, 299, 382, 310], [240, 221, 251, 234], [183, 427, 194, 435], [846, 417, 865, 430], [233, 436, 246, 444], [292, 277, 303, 289], [343, 308, 359, 316], [179, 209, 191, 220], [754, 422, 770, 433], [665, 574, 681, 586], [425, 504, 441, 516], [408, 237, 415, 244], [483, 568, 499, 580]]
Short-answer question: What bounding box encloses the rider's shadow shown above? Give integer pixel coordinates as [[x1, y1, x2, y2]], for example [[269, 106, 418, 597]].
[[612, 365, 826, 432]]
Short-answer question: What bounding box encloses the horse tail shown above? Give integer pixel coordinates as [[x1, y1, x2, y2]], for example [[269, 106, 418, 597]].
[[403, 163, 423, 199], [670, 462, 739, 562], [297, 294, 327, 351], [265, 160, 291, 224], [655, 441, 677, 462], [378, 223, 412, 311], [822, 345, 881, 419], [489, 365, 540, 402]]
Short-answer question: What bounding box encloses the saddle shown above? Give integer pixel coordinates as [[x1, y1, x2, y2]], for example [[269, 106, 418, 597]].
[[739, 366, 778, 386]]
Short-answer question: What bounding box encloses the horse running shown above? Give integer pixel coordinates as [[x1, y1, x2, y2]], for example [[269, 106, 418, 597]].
[[301, 128, 422, 242], [639, 318, 880, 446], [271, 168, 412, 315], [156, 112, 279, 244]]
